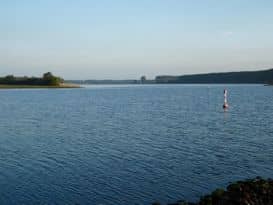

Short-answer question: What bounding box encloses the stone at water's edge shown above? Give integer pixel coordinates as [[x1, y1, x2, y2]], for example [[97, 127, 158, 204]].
[[153, 177, 273, 205]]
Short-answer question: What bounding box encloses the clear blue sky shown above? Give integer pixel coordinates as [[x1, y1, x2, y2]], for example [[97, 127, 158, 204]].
[[1, 0, 273, 79]]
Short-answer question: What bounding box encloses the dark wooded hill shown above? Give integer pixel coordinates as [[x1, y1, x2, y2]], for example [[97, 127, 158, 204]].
[[155, 69, 273, 84]]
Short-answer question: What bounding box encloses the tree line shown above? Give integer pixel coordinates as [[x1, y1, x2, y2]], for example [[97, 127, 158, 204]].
[[0, 72, 64, 86], [155, 68, 273, 84]]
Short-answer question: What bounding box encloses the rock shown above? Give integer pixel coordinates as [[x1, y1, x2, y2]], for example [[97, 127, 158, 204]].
[[154, 177, 273, 205]]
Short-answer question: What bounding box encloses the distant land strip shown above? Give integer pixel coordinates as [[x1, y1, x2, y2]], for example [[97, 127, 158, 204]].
[[0, 84, 80, 89], [0, 72, 80, 89], [67, 68, 273, 85], [155, 68, 273, 84]]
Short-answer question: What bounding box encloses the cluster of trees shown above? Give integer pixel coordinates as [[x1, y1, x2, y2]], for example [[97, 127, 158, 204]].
[[0, 72, 64, 86]]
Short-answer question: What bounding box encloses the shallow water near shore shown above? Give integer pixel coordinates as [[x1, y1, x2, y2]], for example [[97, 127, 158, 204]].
[[0, 84, 272, 205]]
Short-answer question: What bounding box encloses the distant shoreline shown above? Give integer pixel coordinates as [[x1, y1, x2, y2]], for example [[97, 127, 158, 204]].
[[67, 68, 273, 85], [0, 83, 81, 89], [155, 68, 273, 84]]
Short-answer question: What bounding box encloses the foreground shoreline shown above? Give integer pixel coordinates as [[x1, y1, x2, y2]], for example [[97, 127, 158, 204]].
[[0, 83, 81, 89], [153, 177, 273, 205]]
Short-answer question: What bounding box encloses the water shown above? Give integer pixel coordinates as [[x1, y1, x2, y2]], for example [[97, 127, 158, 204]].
[[0, 84, 272, 205]]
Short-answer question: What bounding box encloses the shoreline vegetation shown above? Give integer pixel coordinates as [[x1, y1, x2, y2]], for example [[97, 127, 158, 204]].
[[155, 68, 273, 84], [152, 177, 273, 205], [0, 83, 80, 89], [67, 68, 273, 85], [2, 69, 273, 88], [0, 72, 80, 89]]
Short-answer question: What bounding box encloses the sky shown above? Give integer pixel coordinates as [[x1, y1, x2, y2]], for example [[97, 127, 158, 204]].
[[1, 0, 273, 79]]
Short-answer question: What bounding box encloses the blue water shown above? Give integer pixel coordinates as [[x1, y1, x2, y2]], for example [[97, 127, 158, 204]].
[[0, 84, 272, 205]]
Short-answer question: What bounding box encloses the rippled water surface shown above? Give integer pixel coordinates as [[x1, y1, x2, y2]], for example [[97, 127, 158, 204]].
[[0, 84, 272, 205]]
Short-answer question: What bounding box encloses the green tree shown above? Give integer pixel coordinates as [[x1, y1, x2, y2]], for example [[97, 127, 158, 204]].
[[4, 75, 15, 81], [43, 72, 54, 79], [42, 72, 63, 85], [140, 75, 146, 83]]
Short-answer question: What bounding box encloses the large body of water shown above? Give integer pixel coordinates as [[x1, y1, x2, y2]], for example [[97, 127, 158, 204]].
[[0, 84, 272, 205]]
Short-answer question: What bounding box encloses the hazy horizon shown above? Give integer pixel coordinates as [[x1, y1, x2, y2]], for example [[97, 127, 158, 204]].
[[1, 1, 273, 80]]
